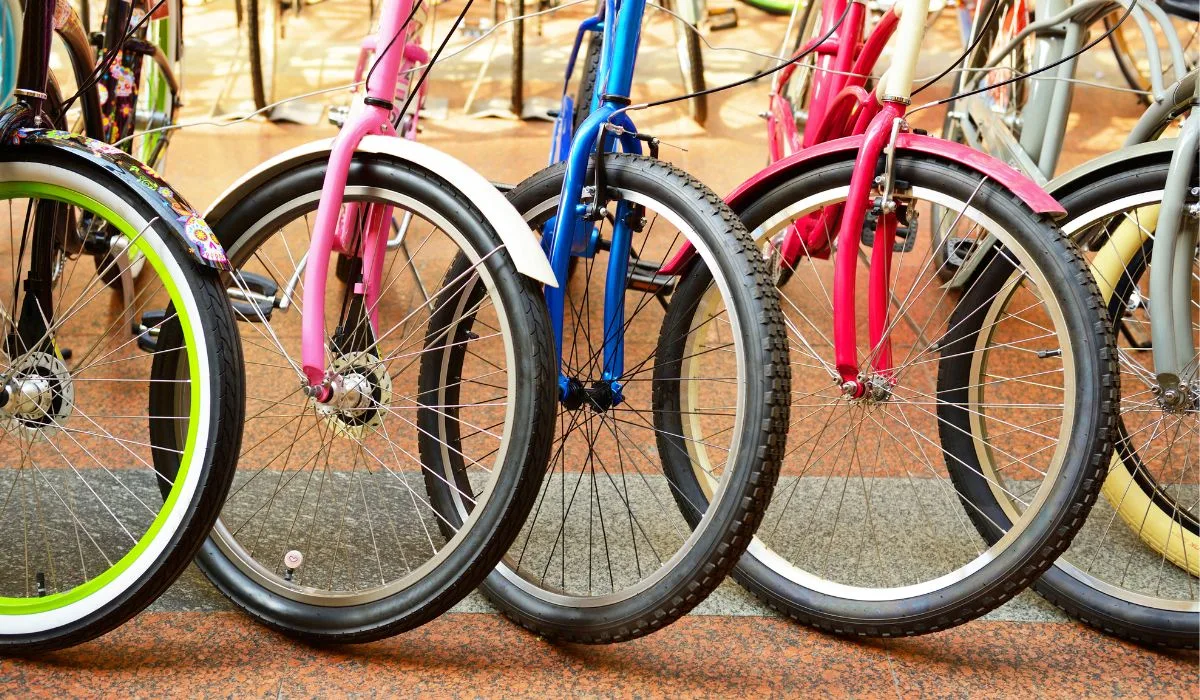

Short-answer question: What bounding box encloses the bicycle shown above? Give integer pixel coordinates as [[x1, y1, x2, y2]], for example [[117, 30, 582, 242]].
[[681, 0, 1119, 636], [0, 0, 242, 653], [206, 0, 790, 644], [936, 0, 1199, 645], [447, 0, 795, 641]]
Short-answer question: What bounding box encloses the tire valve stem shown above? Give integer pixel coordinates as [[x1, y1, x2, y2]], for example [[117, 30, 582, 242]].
[[1036, 349, 1062, 359], [283, 550, 304, 582], [36, 572, 46, 597]]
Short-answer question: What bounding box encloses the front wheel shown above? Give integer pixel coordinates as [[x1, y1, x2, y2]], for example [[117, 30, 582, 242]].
[[0, 146, 243, 653], [989, 156, 1198, 648], [196, 153, 556, 643], [708, 153, 1117, 636], [453, 154, 789, 643]]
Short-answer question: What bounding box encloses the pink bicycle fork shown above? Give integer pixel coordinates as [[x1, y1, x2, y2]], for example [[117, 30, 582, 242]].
[[299, 0, 416, 400]]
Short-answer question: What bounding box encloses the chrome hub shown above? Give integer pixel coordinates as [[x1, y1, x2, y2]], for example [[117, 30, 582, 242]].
[[0, 351, 73, 439], [314, 353, 391, 438]]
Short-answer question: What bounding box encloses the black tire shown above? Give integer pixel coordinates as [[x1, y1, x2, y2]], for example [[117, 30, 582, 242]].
[[984, 157, 1197, 648], [195, 154, 555, 643], [247, 0, 276, 110], [0, 147, 243, 653], [463, 154, 789, 643], [572, 31, 603, 133], [712, 154, 1117, 636]]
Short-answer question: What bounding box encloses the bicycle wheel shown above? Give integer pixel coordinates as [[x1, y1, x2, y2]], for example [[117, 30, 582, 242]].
[[195, 153, 556, 643], [247, 0, 277, 110], [666, 0, 707, 125], [693, 154, 1116, 636], [935, 0, 1030, 282], [974, 156, 1196, 648], [0, 144, 242, 653], [446, 154, 788, 643]]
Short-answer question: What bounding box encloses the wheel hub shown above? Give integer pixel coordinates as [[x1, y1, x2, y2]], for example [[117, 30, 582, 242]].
[[561, 377, 622, 412], [841, 373, 894, 404], [314, 353, 391, 438], [0, 351, 73, 439], [1156, 381, 1199, 415]]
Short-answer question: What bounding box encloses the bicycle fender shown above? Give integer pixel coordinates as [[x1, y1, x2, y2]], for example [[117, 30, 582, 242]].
[[1047, 138, 1179, 209], [10, 129, 230, 269], [659, 133, 1065, 275], [205, 136, 558, 287]]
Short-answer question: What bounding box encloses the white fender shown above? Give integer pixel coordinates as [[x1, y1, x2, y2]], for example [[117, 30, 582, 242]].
[[205, 135, 558, 287]]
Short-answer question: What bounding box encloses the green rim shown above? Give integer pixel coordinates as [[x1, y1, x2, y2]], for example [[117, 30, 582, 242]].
[[0, 181, 201, 616]]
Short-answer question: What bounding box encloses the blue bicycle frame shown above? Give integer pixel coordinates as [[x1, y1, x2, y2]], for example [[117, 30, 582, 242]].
[[542, 0, 655, 404]]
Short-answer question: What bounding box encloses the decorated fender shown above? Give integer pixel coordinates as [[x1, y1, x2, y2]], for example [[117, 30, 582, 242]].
[[6, 129, 229, 268]]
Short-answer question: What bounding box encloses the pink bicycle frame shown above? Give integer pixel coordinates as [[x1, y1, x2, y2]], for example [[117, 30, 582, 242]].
[[300, 0, 427, 398]]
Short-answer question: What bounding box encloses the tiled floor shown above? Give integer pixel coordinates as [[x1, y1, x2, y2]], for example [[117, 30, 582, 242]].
[[3, 0, 1197, 696]]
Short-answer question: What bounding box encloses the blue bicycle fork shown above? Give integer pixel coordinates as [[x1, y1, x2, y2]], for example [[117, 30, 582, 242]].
[[543, 0, 649, 407]]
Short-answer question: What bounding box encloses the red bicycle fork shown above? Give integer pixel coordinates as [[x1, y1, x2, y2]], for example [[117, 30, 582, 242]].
[[832, 100, 907, 397]]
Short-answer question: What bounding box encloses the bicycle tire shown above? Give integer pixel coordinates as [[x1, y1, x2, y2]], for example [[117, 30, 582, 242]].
[[697, 154, 1116, 637], [975, 156, 1197, 648], [195, 153, 556, 643], [0, 145, 243, 653], [457, 154, 789, 643]]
